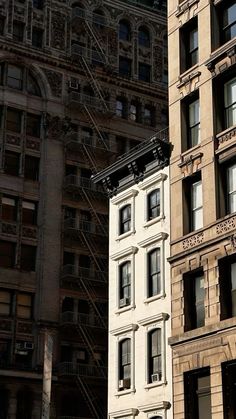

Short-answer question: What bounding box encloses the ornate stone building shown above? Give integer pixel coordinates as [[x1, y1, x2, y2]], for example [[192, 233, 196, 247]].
[[0, 0, 167, 417], [168, 0, 236, 418]]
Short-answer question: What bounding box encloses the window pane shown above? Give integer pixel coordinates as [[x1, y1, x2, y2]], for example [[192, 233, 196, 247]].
[[22, 201, 37, 225], [24, 156, 40, 181], [4, 151, 20, 176], [198, 375, 211, 419], [195, 275, 205, 327], [6, 109, 22, 133], [227, 164, 236, 214], [26, 114, 41, 137], [189, 99, 199, 126], [0, 241, 15, 268], [192, 181, 202, 209], [7, 65, 23, 90], [0, 291, 11, 315], [193, 207, 203, 230], [2, 197, 17, 221], [20, 245, 36, 271]]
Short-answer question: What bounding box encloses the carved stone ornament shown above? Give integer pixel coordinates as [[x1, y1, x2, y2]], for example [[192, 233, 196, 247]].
[[230, 234, 236, 250], [182, 232, 204, 250], [216, 216, 236, 235], [217, 126, 236, 145], [51, 12, 66, 50], [42, 69, 62, 98], [46, 115, 71, 140]]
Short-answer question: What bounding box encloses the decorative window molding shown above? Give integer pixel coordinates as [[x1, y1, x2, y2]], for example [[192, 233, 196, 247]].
[[138, 233, 167, 303], [139, 173, 167, 227], [109, 408, 139, 419], [110, 324, 138, 396], [110, 247, 138, 313], [138, 401, 171, 419], [138, 315, 168, 388], [112, 189, 138, 241]]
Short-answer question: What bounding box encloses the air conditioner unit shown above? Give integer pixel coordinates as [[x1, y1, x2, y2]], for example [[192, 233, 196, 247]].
[[151, 372, 161, 383], [23, 342, 34, 350], [68, 80, 79, 90], [118, 378, 130, 390], [119, 297, 130, 308]]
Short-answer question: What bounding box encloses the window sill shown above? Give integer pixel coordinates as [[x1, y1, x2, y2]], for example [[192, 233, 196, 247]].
[[143, 215, 164, 229], [144, 381, 166, 390], [143, 293, 165, 304], [115, 230, 135, 242], [115, 304, 136, 315], [178, 63, 200, 85], [115, 388, 136, 397]]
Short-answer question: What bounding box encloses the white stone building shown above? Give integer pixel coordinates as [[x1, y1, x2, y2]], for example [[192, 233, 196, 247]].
[[93, 132, 172, 419]]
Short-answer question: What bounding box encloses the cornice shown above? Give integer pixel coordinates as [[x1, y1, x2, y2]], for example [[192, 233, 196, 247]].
[[110, 323, 138, 336], [138, 313, 169, 326], [138, 232, 168, 248], [110, 246, 138, 261]]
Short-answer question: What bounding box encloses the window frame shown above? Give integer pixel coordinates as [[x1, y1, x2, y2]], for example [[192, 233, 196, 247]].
[[139, 172, 167, 227], [147, 248, 161, 298], [119, 261, 131, 308], [119, 20, 131, 42], [219, 255, 236, 320], [119, 204, 131, 236], [180, 17, 198, 73], [184, 367, 211, 419], [184, 269, 205, 331], [138, 63, 151, 83]]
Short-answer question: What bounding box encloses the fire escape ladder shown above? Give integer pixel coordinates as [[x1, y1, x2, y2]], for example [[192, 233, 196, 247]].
[[76, 323, 106, 372], [80, 57, 109, 114], [80, 188, 107, 236], [84, 20, 107, 65], [82, 105, 109, 151], [76, 376, 105, 419], [80, 141, 98, 173], [79, 276, 107, 329], [79, 230, 103, 272]]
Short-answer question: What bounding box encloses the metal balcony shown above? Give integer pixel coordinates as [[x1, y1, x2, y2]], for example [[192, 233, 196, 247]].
[[67, 90, 114, 116], [64, 175, 105, 195], [60, 311, 107, 329], [61, 265, 107, 283], [71, 7, 107, 27], [64, 133, 116, 154], [63, 218, 108, 239], [58, 362, 107, 379]]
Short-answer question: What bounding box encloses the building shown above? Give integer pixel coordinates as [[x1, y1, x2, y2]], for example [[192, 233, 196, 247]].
[[0, 0, 168, 417], [93, 132, 172, 419], [168, 0, 236, 418]]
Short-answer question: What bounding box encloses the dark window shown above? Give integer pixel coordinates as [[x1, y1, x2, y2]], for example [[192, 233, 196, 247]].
[[13, 21, 24, 42], [2, 196, 17, 221], [120, 205, 131, 235], [184, 368, 211, 419], [119, 57, 132, 77], [222, 360, 236, 419], [6, 108, 22, 133], [24, 156, 40, 181], [184, 270, 205, 331], [144, 106, 155, 126], [27, 73, 41, 96], [20, 245, 36, 271], [17, 294, 32, 319], [116, 98, 126, 118], [183, 173, 203, 234], [0, 241, 15, 268], [148, 248, 161, 297], [0, 341, 10, 367], [129, 102, 137, 121], [4, 151, 20, 176], [188, 96, 200, 148], [227, 162, 236, 214], [0, 290, 12, 316], [148, 328, 162, 383], [33, 0, 44, 8], [180, 18, 198, 72], [221, 1, 236, 44], [138, 63, 151, 82], [32, 28, 43, 48], [119, 262, 131, 307], [119, 339, 131, 389], [138, 26, 150, 47], [63, 252, 75, 266], [26, 114, 41, 137], [219, 256, 236, 320], [0, 387, 9, 418], [7, 65, 23, 90], [148, 189, 160, 220], [0, 17, 5, 36], [119, 20, 131, 41], [22, 201, 37, 225], [16, 388, 33, 419]]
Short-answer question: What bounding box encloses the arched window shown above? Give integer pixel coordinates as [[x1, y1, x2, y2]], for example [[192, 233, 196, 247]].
[[93, 9, 106, 28], [148, 248, 161, 297], [119, 261, 131, 307], [119, 338, 131, 389], [147, 188, 160, 220], [119, 20, 131, 41], [148, 328, 162, 383], [27, 73, 41, 96], [138, 26, 150, 47], [119, 204, 131, 235]]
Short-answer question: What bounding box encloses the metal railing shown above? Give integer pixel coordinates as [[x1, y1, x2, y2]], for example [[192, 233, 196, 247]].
[[64, 133, 116, 153], [71, 7, 109, 28], [61, 265, 107, 283], [60, 311, 107, 328], [58, 362, 107, 378], [67, 90, 114, 113], [64, 218, 108, 237], [64, 175, 105, 194]]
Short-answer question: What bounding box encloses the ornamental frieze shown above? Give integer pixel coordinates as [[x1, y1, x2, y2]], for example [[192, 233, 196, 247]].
[[42, 68, 63, 97], [51, 11, 66, 50], [216, 216, 236, 235], [182, 232, 204, 250]]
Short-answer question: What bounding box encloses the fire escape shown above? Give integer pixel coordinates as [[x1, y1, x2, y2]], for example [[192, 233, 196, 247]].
[[60, 6, 116, 419]]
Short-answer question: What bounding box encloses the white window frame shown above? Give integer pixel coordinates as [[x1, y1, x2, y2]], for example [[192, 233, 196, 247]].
[[139, 172, 167, 228], [111, 189, 138, 241], [110, 246, 138, 314], [138, 232, 168, 303], [191, 180, 203, 231], [110, 323, 138, 396], [224, 77, 236, 129], [138, 313, 168, 389], [227, 163, 236, 214]]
